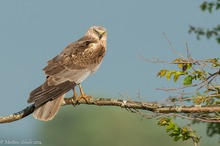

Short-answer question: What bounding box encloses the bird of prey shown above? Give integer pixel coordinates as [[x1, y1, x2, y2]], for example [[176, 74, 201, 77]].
[[27, 26, 107, 121]]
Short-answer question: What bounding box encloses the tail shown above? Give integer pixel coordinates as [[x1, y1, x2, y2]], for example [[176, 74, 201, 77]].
[[33, 94, 64, 121], [28, 81, 76, 121]]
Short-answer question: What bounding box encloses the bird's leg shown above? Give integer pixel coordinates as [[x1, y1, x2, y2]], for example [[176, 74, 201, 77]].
[[72, 88, 78, 99], [77, 83, 91, 103], [78, 83, 85, 97], [71, 87, 78, 105]]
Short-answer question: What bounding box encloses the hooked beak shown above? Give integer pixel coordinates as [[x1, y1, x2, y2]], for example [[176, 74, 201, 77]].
[[99, 31, 106, 40]]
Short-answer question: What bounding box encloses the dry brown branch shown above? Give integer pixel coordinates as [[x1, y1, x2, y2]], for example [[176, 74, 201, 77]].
[[163, 32, 186, 59], [1, 96, 220, 124]]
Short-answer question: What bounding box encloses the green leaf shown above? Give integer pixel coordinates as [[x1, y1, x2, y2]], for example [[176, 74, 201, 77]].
[[174, 71, 184, 82], [214, 100, 220, 104], [208, 2, 214, 13], [172, 127, 181, 135], [200, 2, 207, 11], [177, 63, 183, 69], [158, 118, 200, 143], [157, 69, 168, 77], [157, 117, 171, 126], [217, 3, 220, 10], [166, 122, 176, 132], [166, 71, 175, 80], [212, 63, 218, 67], [193, 96, 204, 105], [173, 135, 182, 141], [171, 58, 186, 64], [183, 75, 193, 85], [208, 58, 218, 63], [216, 37, 220, 44]]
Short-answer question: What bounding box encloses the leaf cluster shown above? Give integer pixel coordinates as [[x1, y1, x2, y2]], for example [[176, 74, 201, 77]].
[[189, 25, 220, 44], [207, 123, 220, 139], [157, 117, 200, 143], [157, 58, 208, 86], [157, 57, 220, 105], [200, 0, 220, 13], [189, 0, 220, 44]]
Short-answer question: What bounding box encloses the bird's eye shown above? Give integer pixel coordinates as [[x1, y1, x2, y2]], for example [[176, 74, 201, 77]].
[[93, 29, 100, 36]]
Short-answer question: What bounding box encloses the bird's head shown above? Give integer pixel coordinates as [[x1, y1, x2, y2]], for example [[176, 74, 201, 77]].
[[86, 26, 107, 41]]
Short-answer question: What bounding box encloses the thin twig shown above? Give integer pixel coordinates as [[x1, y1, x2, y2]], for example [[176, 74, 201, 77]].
[[139, 55, 168, 64], [163, 32, 186, 59]]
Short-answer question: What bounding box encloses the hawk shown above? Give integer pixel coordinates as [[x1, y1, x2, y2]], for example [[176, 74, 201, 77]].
[[27, 26, 107, 121]]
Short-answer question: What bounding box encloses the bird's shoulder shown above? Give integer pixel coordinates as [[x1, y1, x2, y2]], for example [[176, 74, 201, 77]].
[[43, 36, 105, 76]]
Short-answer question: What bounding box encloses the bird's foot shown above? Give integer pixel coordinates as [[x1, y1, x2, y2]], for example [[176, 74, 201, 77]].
[[76, 95, 91, 104], [71, 83, 91, 104], [76, 83, 91, 103]]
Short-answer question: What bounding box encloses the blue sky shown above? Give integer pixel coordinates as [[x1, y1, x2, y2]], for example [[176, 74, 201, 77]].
[[0, 0, 219, 142]]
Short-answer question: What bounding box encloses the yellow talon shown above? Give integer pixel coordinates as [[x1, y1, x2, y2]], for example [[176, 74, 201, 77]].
[[74, 83, 91, 103]]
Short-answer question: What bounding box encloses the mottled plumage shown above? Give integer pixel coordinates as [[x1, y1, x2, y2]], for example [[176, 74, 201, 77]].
[[28, 26, 107, 121]]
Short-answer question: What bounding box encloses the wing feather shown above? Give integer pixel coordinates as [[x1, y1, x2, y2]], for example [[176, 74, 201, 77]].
[[28, 81, 76, 108]]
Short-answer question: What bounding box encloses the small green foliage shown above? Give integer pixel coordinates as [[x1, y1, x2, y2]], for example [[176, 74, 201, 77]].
[[200, 2, 207, 11], [207, 123, 220, 138], [157, 69, 168, 77], [209, 58, 220, 67], [166, 121, 176, 132], [171, 58, 187, 64], [206, 58, 219, 63], [183, 75, 193, 86], [200, 0, 220, 12], [157, 69, 185, 82], [189, 25, 220, 44], [165, 71, 175, 81], [192, 69, 204, 79], [157, 57, 220, 88], [157, 117, 171, 126], [192, 91, 220, 105], [157, 117, 200, 143], [193, 95, 206, 105], [216, 37, 220, 43], [172, 58, 192, 72], [174, 71, 185, 82], [214, 100, 220, 104]]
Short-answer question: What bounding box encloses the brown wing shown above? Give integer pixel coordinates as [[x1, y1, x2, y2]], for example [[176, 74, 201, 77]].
[[28, 36, 106, 108], [28, 81, 76, 107]]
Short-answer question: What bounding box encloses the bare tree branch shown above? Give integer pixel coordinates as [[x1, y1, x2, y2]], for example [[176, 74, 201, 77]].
[[0, 104, 35, 124], [1, 96, 220, 124]]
